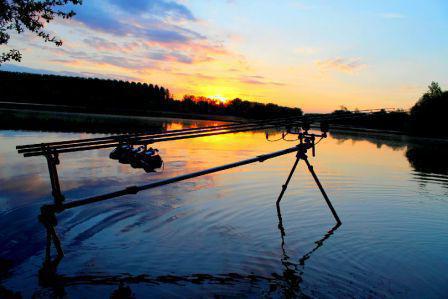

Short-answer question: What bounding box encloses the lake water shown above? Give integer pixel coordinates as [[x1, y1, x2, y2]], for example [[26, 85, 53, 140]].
[[1, 118, 447, 298]]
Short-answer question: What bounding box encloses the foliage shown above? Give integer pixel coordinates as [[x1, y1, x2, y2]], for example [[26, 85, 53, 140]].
[[410, 82, 447, 136], [0, 0, 82, 64], [0, 71, 170, 110], [180, 95, 303, 119], [329, 82, 448, 137], [329, 108, 410, 132]]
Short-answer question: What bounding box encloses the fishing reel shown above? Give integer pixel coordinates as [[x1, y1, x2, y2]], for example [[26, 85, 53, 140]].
[[265, 120, 330, 157], [109, 142, 164, 173], [286, 120, 329, 136]]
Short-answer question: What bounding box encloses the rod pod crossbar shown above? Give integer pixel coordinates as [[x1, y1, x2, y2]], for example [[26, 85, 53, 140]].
[[18, 108, 399, 157]]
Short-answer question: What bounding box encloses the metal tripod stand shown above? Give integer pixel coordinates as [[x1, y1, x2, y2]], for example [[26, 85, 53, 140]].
[[276, 131, 341, 225]]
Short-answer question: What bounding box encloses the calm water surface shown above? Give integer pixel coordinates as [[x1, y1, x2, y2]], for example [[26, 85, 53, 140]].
[[1, 118, 447, 298]]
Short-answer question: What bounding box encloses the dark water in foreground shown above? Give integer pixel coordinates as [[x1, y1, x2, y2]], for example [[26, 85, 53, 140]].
[[1, 119, 448, 298]]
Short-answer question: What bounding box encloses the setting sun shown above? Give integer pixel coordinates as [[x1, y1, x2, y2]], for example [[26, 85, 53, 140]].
[[209, 95, 228, 104]]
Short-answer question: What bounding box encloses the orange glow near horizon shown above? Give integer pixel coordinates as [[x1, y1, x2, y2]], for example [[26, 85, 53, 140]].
[[8, 1, 446, 113], [209, 95, 228, 104]]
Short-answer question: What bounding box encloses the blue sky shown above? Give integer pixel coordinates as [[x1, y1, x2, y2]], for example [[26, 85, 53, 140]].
[[2, 0, 447, 112]]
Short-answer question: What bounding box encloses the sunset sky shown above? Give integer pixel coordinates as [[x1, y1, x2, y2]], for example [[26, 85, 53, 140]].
[[3, 0, 448, 112]]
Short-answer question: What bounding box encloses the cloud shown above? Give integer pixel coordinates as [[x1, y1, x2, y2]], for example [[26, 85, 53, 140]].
[[83, 37, 120, 51], [170, 52, 193, 63], [21, 0, 243, 79], [240, 77, 265, 85], [10, 0, 244, 90], [110, 0, 195, 20], [101, 54, 154, 69], [73, 4, 126, 35], [46, 46, 155, 70], [66, 0, 229, 66], [71, 0, 202, 46], [52, 55, 153, 71], [148, 50, 193, 63], [173, 72, 216, 80], [316, 57, 365, 73], [240, 76, 286, 86], [143, 27, 204, 43]]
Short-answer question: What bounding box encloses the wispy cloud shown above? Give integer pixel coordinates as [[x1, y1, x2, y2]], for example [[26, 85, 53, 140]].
[[316, 57, 365, 73], [109, 0, 195, 20], [55, 0, 238, 72], [45, 46, 155, 70], [83, 37, 132, 52], [71, 1, 205, 46], [174, 72, 216, 80], [148, 50, 194, 64], [240, 75, 286, 86]]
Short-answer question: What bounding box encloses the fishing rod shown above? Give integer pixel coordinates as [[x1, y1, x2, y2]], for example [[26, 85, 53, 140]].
[[17, 114, 301, 154], [20, 118, 306, 157], [18, 117, 300, 156], [26, 108, 396, 152], [18, 108, 398, 157]]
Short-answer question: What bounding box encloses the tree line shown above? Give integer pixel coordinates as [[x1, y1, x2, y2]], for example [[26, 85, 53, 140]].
[[1, 71, 445, 136], [180, 95, 302, 119], [0, 71, 302, 119], [329, 82, 447, 137]]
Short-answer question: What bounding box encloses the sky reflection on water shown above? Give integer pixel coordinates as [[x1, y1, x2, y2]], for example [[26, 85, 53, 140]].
[[1, 121, 448, 298]]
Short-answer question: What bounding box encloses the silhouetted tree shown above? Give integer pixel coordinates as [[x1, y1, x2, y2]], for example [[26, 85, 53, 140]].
[[410, 82, 447, 136], [0, 0, 82, 65], [165, 89, 171, 101]]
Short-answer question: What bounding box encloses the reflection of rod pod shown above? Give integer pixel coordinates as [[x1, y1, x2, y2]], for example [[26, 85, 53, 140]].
[[39, 205, 64, 263], [43, 147, 65, 206]]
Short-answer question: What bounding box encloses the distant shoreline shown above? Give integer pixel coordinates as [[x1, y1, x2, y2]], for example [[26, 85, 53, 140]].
[[0, 108, 238, 134], [327, 125, 448, 143], [2, 102, 447, 142], [0, 101, 243, 122], [0, 101, 243, 133]]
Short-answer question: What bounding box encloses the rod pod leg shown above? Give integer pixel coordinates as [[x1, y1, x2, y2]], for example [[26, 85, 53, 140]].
[[44, 151, 65, 206], [39, 205, 64, 263], [276, 153, 301, 205], [48, 225, 64, 258], [276, 153, 301, 239], [302, 157, 342, 224]]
